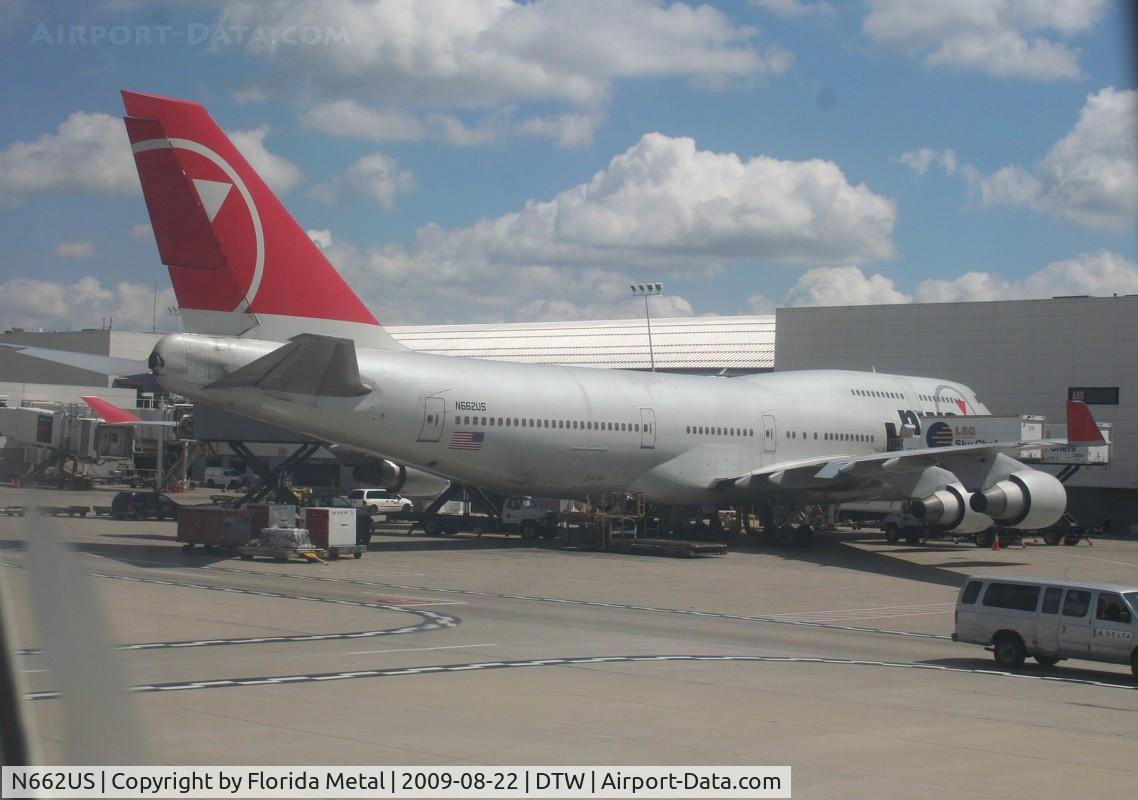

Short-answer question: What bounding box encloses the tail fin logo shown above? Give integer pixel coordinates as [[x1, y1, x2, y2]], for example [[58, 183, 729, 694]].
[[123, 90, 381, 335], [130, 136, 265, 314], [192, 179, 232, 222]]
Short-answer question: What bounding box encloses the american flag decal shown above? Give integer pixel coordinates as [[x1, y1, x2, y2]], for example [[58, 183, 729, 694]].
[[448, 431, 485, 451]]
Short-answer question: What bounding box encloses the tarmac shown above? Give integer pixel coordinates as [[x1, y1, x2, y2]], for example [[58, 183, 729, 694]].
[[2, 484, 1138, 799]]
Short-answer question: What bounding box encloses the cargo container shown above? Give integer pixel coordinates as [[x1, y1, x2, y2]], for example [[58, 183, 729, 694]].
[[303, 507, 362, 558], [177, 505, 252, 552], [247, 503, 296, 533]]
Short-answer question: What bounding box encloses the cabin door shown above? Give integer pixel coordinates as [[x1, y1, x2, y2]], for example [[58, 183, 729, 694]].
[[640, 408, 656, 449], [762, 414, 777, 453], [417, 397, 445, 442]]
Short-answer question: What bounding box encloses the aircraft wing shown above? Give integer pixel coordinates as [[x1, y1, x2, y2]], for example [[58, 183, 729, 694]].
[[724, 401, 1105, 495], [205, 334, 371, 397], [728, 440, 1031, 493]]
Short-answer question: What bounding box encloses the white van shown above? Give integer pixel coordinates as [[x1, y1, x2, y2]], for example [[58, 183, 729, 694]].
[[347, 488, 413, 515], [954, 574, 1138, 679], [203, 467, 247, 489]]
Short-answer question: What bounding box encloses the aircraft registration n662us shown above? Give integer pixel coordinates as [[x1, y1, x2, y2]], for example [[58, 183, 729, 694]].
[[124, 90, 1102, 544]]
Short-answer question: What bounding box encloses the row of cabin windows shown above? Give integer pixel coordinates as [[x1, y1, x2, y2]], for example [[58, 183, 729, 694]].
[[850, 388, 905, 400], [456, 415, 650, 434], [785, 431, 875, 443], [685, 426, 755, 437], [850, 387, 965, 405]]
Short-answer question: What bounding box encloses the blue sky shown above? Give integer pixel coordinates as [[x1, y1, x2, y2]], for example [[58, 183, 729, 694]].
[[1, 0, 1135, 331]]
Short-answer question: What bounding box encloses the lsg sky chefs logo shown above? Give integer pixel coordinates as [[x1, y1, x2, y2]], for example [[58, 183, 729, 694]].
[[29, 23, 351, 48]]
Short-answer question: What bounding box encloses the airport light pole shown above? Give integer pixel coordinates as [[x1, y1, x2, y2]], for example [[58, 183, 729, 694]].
[[630, 282, 663, 372]]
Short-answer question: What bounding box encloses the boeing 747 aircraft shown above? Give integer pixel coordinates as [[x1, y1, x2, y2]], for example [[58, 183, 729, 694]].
[[117, 90, 1100, 545]]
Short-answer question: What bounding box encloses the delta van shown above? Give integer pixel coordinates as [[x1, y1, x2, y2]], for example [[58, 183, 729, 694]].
[[954, 574, 1138, 679]]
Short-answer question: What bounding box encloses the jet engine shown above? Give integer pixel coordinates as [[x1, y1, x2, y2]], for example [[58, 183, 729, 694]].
[[969, 470, 1065, 530], [350, 458, 449, 497], [909, 483, 992, 533]]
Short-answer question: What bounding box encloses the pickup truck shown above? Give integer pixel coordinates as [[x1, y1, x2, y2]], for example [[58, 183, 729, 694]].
[[424, 496, 557, 539], [500, 496, 558, 539]]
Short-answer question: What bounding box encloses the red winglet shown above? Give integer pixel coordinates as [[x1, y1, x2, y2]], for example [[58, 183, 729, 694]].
[[81, 396, 142, 425], [1066, 400, 1105, 445]]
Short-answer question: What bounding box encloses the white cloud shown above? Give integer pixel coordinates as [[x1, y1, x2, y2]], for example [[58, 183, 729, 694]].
[[534, 133, 895, 264], [516, 113, 600, 149], [228, 126, 302, 195], [0, 111, 137, 200], [336, 132, 893, 286], [302, 100, 427, 142], [306, 228, 333, 249], [973, 87, 1138, 230], [310, 153, 416, 208], [915, 250, 1138, 302], [0, 276, 178, 332], [52, 241, 95, 258], [129, 223, 152, 240], [752, 0, 835, 18], [231, 85, 269, 105], [898, 147, 958, 176], [427, 111, 507, 147], [770, 251, 1138, 310], [0, 111, 302, 201], [304, 134, 893, 322], [306, 99, 601, 149], [322, 232, 700, 324], [221, 0, 789, 110], [785, 266, 912, 307], [863, 0, 1106, 80], [746, 293, 777, 314]]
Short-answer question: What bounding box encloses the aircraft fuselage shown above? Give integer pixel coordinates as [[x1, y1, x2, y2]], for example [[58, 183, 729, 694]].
[[153, 332, 988, 504]]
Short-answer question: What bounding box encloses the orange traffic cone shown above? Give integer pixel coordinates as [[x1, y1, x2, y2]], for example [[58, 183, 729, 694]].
[[992, 531, 1001, 551]]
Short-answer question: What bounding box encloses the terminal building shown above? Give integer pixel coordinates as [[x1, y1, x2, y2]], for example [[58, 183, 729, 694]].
[[1, 296, 1132, 526]]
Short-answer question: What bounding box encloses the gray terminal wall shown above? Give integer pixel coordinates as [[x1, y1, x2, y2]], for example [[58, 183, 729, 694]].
[[775, 296, 1138, 528]]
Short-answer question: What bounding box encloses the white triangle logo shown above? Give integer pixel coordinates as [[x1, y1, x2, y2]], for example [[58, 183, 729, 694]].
[[192, 178, 232, 222]]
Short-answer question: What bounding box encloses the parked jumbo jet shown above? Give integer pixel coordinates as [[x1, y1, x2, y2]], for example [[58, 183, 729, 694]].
[[117, 90, 1100, 545]]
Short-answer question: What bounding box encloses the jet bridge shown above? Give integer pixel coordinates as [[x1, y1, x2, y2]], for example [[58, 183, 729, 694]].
[[0, 404, 137, 485]]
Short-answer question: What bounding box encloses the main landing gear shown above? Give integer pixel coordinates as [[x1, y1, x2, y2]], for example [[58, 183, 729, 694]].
[[761, 524, 814, 548], [738, 503, 819, 548]]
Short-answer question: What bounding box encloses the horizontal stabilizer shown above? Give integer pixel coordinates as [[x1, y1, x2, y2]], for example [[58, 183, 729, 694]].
[[206, 334, 371, 397], [0, 343, 146, 378]]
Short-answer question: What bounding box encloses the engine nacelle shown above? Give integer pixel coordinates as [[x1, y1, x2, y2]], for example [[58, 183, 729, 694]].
[[351, 458, 449, 497], [969, 469, 1066, 530], [909, 483, 992, 534]]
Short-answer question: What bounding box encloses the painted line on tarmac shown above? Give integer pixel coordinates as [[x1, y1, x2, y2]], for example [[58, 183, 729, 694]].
[[348, 643, 498, 656], [8, 553, 950, 641], [197, 562, 955, 641], [14, 571, 459, 656], [25, 654, 1137, 700]]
